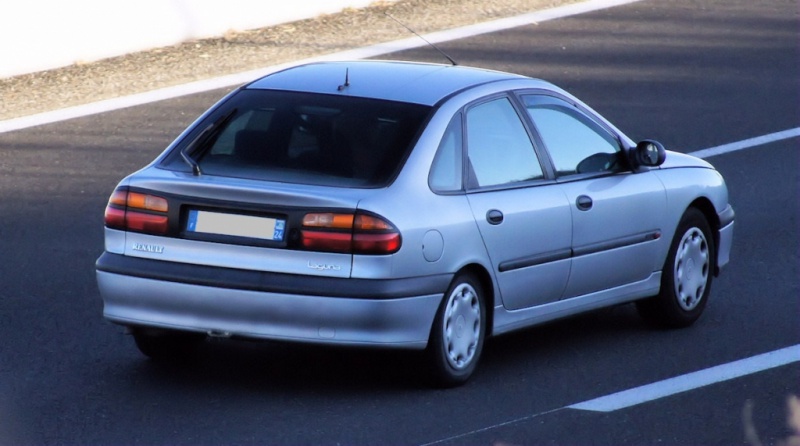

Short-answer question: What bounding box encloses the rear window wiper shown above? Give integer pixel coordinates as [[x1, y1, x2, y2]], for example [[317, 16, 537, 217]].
[[180, 108, 237, 176]]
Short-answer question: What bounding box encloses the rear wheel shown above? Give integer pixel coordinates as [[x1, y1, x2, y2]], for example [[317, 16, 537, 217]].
[[427, 273, 486, 387], [637, 207, 714, 327], [132, 328, 205, 361]]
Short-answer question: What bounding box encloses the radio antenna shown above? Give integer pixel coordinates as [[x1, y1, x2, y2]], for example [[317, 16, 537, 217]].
[[385, 12, 457, 66], [337, 68, 350, 91]]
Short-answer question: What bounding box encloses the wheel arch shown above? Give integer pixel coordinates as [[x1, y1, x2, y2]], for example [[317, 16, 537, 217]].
[[454, 263, 496, 337], [686, 197, 720, 275]]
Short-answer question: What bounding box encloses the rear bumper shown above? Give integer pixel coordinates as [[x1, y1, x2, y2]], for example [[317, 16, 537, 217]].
[[96, 253, 448, 348]]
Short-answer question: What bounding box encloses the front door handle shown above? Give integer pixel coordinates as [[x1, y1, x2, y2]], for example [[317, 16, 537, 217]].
[[576, 195, 593, 211], [486, 209, 504, 225]]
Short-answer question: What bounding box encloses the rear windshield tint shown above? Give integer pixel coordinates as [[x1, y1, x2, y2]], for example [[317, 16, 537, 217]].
[[160, 89, 432, 187]]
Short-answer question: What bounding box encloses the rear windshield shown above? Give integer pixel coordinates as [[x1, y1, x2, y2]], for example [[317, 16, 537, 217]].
[[160, 89, 432, 187]]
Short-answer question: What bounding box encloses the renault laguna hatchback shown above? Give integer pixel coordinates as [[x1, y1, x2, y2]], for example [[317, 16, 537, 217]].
[[96, 60, 734, 386]]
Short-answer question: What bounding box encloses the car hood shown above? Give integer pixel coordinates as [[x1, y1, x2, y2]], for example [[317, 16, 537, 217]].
[[661, 150, 714, 170]]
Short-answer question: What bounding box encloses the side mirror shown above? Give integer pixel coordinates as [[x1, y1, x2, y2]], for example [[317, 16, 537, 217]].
[[634, 140, 666, 167]]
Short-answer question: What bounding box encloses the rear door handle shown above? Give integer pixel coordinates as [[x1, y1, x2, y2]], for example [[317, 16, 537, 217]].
[[486, 209, 504, 225], [576, 195, 593, 211]]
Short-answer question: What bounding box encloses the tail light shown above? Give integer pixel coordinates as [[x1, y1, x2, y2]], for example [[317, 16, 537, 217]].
[[301, 212, 401, 255], [104, 189, 169, 235]]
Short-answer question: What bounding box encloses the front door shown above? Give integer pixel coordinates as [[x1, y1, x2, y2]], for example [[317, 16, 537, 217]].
[[559, 175, 666, 298], [521, 94, 667, 298]]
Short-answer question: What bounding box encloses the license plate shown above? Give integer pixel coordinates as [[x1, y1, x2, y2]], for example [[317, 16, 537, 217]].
[[186, 210, 285, 241]]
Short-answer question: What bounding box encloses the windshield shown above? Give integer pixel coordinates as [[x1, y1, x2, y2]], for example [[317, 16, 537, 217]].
[[160, 89, 432, 187]]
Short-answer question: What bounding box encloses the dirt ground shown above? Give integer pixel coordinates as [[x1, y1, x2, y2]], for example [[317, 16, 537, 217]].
[[0, 0, 579, 120]]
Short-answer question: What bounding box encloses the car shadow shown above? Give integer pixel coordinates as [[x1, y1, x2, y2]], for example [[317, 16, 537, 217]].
[[123, 302, 651, 394], [128, 335, 432, 394]]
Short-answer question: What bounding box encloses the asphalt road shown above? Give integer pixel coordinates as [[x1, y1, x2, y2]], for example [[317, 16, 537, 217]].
[[1, 0, 798, 444]]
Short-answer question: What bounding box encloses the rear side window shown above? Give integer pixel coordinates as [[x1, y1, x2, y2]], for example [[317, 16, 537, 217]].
[[465, 97, 544, 188], [161, 90, 431, 187]]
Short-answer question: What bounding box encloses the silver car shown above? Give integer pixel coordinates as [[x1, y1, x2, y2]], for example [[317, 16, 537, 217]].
[[96, 60, 734, 386]]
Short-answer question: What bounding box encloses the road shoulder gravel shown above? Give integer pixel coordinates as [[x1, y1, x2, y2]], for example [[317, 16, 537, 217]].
[[0, 0, 579, 121]]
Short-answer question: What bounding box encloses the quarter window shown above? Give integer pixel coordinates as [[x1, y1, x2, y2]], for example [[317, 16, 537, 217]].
[[429, 114, 464, 192], [523, 95, 621, 176], [465, 97, 543, 188]]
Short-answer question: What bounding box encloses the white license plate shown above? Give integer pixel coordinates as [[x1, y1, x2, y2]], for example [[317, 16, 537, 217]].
[[186, 210, 285, 241]]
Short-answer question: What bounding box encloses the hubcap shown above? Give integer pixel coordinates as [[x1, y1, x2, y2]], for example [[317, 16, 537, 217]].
[[443, 283, 481, 370], [673, 227, 710, 311]]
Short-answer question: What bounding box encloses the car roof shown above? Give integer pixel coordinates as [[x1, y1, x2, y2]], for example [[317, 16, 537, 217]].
[[245, 60, 528, 106]]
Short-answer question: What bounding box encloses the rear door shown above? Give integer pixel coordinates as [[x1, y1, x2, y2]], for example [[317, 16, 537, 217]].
[[126, 89, 432, 279], [458, 96, 573, 310]]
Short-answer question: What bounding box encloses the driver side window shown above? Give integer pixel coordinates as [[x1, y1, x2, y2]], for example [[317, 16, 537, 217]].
[[522, 95, 621, 176]]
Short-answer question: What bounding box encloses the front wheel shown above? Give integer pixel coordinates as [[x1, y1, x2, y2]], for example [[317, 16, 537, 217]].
[[427, 273, 487, 387], [637, 207, 714, 328]]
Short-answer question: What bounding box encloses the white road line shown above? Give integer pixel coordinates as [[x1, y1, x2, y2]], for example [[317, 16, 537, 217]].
[[568, 344, 800, 412], [422, 345, 800, 445], [0, 0, 643, 134], [689, 127, 800, 159]]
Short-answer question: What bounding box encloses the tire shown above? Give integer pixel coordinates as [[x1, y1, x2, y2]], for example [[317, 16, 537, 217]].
[[637, 207, 714, 328], [132, 328, 205, 361], [427, 273, 487, 387]]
